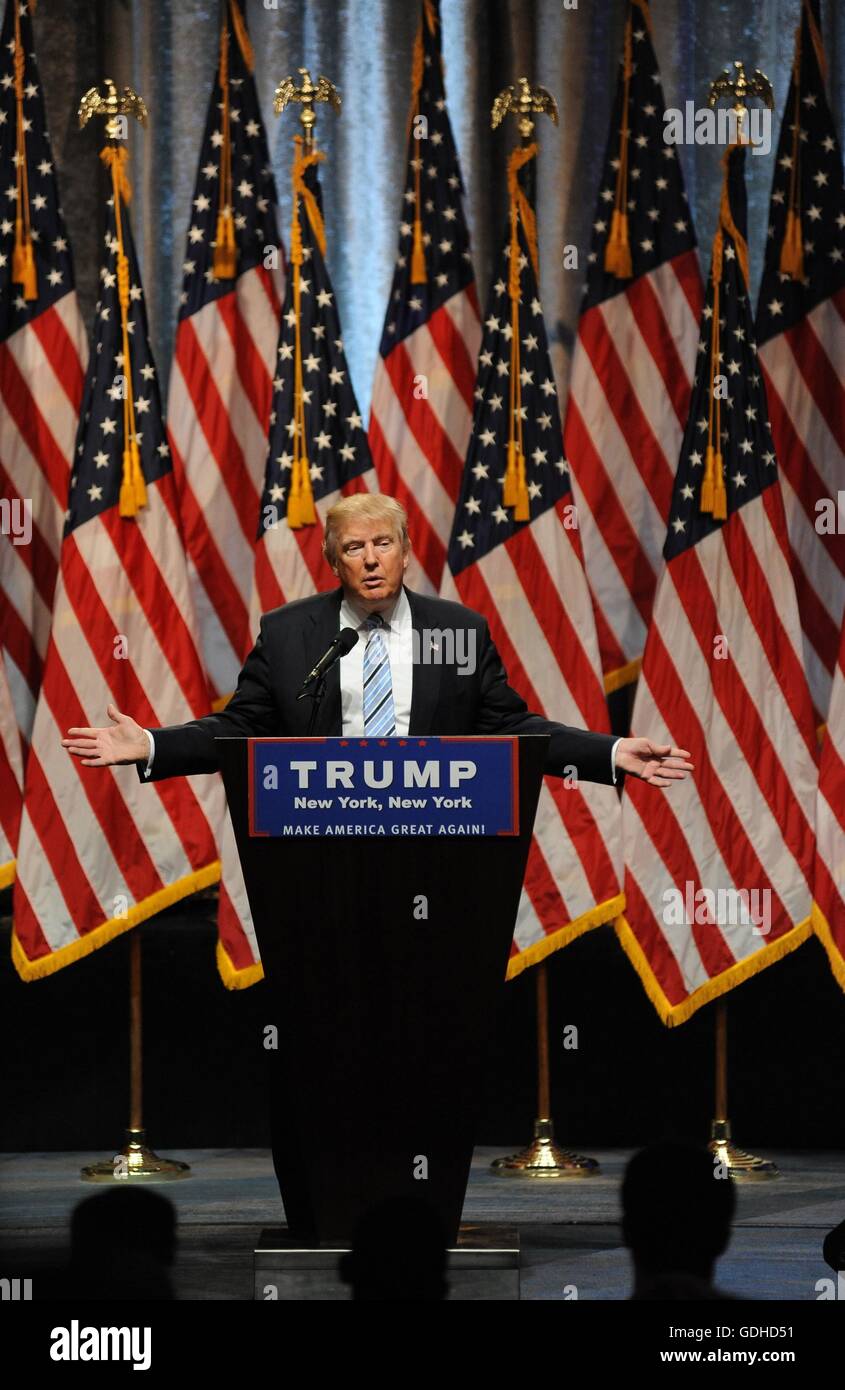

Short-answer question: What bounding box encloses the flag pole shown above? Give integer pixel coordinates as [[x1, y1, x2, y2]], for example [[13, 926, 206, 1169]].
[[707, 999, 777, 1180], [491, 961, 599, 1177], [700, 63, 777, 1182], [483, 78, 597, 1177], [72, 79, 188, 1183], [81, 930, 190, 1182]]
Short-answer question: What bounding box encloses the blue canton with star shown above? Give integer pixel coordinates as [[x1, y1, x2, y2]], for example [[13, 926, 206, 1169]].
[[64, 183, 170, 534], [581, 0, 697, 311], [447, 156, 569, 577], [756, 0, 845, 343], [178, 0, 280, 321], [258, 158, 371, 533], [376, 0, 474, 356], [664, 147, 779, 562], [0, 0, 77, 343]]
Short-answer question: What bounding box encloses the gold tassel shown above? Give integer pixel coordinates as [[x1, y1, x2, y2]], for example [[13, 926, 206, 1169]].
[[213, 19, 236, 281], [701, 445, 715, 514], [503, 441, 518, 507], [712, 459, 727, 521], [119, 438, 147, 518], [213, 208, 237, 279], [604, 9, 633, 279], [411, 216, 426, 284], [514, 470, 530, 522], [604, 207, 632, 279], [780, 210, 803, 280], [12, 224, 36, 299], [296, 458, 316, 525]]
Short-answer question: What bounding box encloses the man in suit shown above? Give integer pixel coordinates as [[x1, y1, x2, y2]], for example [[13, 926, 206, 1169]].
[[63, 493, 692, 788]]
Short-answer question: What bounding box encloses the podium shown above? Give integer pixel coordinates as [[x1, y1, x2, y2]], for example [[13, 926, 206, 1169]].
[[218, 733, 547, 1246]]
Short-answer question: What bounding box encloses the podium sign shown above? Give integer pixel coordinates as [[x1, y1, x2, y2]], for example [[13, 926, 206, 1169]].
[[218, 733, 548, 1245], [249, 736, 520, 838]]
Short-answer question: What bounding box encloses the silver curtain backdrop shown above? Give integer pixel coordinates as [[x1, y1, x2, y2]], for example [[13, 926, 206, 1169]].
[[32, 0, 845, 418]]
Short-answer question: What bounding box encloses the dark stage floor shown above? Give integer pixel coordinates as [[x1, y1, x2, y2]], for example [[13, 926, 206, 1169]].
[[2, 1147, 841, 1300]]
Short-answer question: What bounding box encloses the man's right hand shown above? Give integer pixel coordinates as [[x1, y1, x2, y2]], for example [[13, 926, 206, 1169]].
[[62, 704, 149, 767]]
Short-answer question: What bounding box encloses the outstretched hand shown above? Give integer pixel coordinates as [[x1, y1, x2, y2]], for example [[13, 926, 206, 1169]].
[[62, 704, 149, 768], [615, 737, 693, 788]]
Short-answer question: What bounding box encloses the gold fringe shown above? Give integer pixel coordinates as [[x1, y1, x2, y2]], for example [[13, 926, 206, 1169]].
[[216, 938, 265, 991], [614, 911, 813, 1026], [0, 858, 16, 891], [603, 655, 641, 694], [505, 893, 624, 981], [11, 861, 221, 983], [811, 901, 845, 994]]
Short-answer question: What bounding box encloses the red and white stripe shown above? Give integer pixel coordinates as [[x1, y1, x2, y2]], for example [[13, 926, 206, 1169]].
[[168, 263, 283, 705], [369, 291, 481, 594], [0, 292, 87, 742], [621, 486, 819, 1023], [758, 288, 845, 724], [12, 474, 223, 979], [813, 606, 845, 990], [442, 497, 623, 976], [564, 253, 703, 688]]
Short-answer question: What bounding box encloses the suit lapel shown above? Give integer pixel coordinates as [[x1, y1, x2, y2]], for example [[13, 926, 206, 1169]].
[[303, 588, 344, 735], [407, 587, 442, 735]]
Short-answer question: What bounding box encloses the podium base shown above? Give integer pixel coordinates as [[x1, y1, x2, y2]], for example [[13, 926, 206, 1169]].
[[254, 1223, 520, 1301]]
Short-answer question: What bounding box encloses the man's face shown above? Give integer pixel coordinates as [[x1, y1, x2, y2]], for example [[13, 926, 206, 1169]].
[[329, 516, 410, 612]]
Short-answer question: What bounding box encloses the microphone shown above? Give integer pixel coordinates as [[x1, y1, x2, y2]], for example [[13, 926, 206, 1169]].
[[297, 627, 359, 699]]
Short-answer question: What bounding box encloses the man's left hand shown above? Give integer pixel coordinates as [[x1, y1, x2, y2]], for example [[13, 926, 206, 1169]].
[[615, 737, 693, 787]]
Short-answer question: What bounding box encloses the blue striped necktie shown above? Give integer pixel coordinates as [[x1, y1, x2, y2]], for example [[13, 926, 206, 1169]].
[[362, 613, 396, 737]]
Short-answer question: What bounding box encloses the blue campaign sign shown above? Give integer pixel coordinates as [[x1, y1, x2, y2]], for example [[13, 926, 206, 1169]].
[[248, 736, 519, 838]]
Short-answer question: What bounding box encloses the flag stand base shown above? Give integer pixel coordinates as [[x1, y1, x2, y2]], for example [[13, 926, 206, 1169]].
[[80, 1128, 191, 1183], [708, 1118, 778, 1181], [490, 1117, 599, 1177]]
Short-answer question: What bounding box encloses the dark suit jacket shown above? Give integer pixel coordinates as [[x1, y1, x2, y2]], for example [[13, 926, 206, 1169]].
[[138, 586, 618, 784]]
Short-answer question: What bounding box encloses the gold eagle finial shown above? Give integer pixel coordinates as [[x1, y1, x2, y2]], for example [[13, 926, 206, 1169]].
[[491, 77, 558, 139], [273, 68, 341, 147], [78, 79, 148, 138]]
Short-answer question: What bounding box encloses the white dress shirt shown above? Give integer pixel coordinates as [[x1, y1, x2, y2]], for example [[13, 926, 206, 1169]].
[[340, 588, 413, 736], [142, 587, 622, 781]]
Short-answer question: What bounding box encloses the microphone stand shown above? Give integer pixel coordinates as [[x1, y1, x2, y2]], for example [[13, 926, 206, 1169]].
[[306, 673, 327, 736]]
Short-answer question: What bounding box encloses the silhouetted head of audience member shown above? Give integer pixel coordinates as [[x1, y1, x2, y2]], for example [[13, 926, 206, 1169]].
[[622, 1141, 736, 1300], [69, 1188, 176, 1300], [339, 1196, 448, 1301]]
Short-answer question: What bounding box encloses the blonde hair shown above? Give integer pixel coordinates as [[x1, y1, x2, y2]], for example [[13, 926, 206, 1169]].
[[323, 493, 410, 565]]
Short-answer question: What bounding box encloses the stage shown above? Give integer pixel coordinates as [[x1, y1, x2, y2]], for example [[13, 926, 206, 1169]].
[[2, 1147, 840, 1301]]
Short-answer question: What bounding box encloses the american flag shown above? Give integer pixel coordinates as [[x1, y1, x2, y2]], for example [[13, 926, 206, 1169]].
[[168, 0, 284, 706], [756, 0, 845, 727], [369, 0, 480, 594], [0, 0, 87, 857], [219, 138, 374, 989], [563, 0, 703, 694], [12, 137, 222, 980], [441, 141, 622, 977], [619, 144, 818, 1025], [813, 607, 845, 990]]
